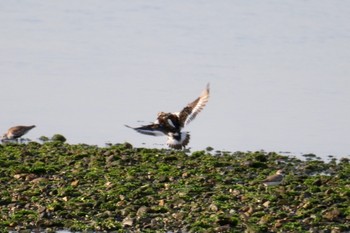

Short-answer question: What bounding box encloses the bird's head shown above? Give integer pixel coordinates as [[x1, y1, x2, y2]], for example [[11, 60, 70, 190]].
[[157, 112, 172, 120], [157, 112, 166, 117]]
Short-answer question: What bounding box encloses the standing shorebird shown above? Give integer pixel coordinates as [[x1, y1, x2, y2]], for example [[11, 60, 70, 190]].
[[1, 125, 36, 142], [126, 83, 210, 149], [262, 170, 285, 189]]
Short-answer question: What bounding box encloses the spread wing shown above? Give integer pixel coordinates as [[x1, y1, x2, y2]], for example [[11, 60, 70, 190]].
[[125, 124, 167, 136], [178, 83, 210, 127]]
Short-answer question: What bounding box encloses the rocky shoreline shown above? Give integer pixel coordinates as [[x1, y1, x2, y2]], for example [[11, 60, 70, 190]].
[[0, 140, 349, 232]]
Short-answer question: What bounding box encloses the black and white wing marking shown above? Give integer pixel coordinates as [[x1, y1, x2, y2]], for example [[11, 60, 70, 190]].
[[157, 112, 181, 131], [166, 132, 191, 149], [178, 83, 210, 127], [125, 124, 167, 137]]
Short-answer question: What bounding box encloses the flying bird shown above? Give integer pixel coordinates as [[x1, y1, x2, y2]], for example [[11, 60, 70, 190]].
[[126, 83, 210, 149], [1, 125, 36, 142]]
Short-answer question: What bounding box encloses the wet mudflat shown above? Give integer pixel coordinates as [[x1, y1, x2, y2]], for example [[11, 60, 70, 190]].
[[0, 140, 349, 232]]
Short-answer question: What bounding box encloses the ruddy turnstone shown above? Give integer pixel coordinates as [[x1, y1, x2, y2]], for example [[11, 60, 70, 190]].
[[126, 83, 210, 149], [262, 170, 284, 187], [1, 125, 36, 142]]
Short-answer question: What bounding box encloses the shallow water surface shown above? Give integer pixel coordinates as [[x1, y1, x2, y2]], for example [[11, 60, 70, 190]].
[[1, 0, 350, 159]]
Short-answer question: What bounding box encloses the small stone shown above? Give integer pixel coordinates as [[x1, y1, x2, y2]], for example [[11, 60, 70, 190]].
[[37, 205, 46, 213], [263, 201, 270, 208], [302, 201, 312, 209], [25, 173, 38, 181], [229, 209, 236, 215], [259, 215, 270, 225], [136, 206, 148, 217], [172, 212, 185, 220], [51, 134, 66, 142], [244, 206, 254, 217], [209, 203, 218, 212], [105, 181, 113, 188], [71, 180, 79, 187], [122, 216, 133, 227], [229, 189, 240, 196], [116, 200, 125, 207], [178, 192, 187, 197], [323, 208, 341, 221], [13, 174, 23, 179], [274, 219, 283, 228], [106, 154, 115, 163], [159, 199, 165, 206]]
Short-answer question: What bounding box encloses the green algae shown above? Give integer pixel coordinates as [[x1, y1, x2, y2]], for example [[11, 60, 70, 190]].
[[0, 142, 349, 232]]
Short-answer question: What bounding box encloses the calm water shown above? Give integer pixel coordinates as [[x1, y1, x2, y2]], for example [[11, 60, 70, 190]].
[[1, 0, 350, 159]]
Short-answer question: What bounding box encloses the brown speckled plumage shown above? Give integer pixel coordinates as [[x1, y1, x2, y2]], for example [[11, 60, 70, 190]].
[[2, 125, 36, 141]]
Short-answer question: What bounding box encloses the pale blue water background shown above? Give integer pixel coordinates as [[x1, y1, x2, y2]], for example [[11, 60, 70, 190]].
[[1, 0, 350, 159]]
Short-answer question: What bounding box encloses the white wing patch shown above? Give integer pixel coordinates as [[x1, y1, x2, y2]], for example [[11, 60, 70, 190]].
[[136, 129, 166, 136], [125, 124, 166, 137], [167, 119, 176, 128]]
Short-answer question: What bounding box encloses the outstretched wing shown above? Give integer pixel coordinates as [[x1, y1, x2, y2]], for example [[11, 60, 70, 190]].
[[125, 124, 167, 136], [178, 83, 210, 127]]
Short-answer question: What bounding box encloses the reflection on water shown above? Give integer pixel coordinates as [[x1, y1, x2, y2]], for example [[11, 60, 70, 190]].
[[0, 0, 350, 160]]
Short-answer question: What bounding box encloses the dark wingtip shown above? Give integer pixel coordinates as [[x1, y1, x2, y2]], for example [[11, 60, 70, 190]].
[[200, 83, 210, 97], [124, 125, 133, 129]]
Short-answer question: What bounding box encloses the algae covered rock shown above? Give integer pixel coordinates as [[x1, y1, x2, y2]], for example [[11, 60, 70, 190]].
[[51, 134, 67, 143], [0, 143, 349, 232]]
